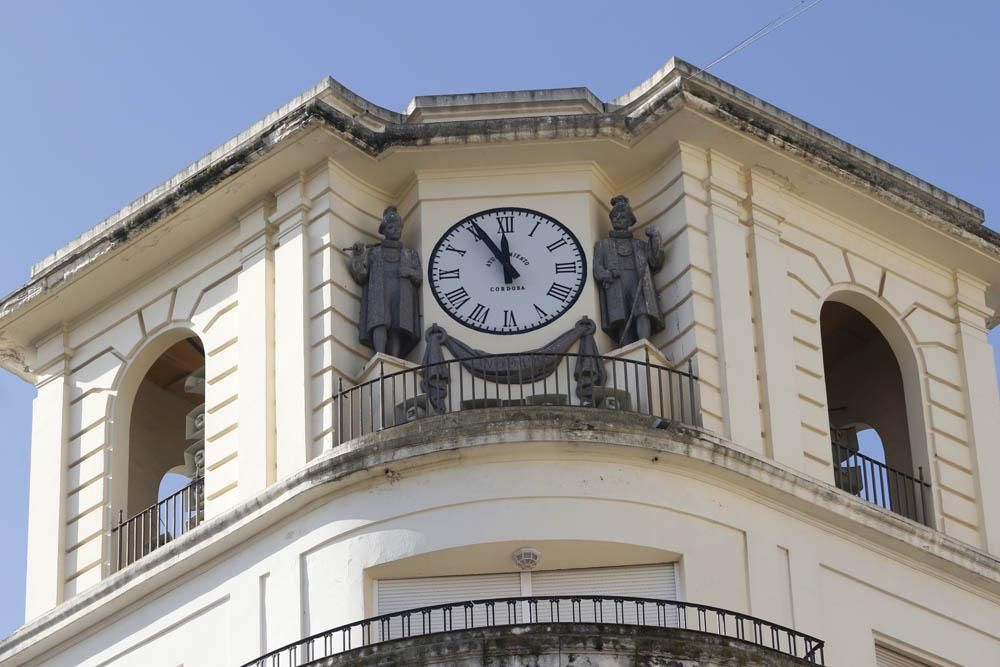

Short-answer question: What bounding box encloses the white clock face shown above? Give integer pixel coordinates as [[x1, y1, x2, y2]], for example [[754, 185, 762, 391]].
[[428, 207, 587, 334]]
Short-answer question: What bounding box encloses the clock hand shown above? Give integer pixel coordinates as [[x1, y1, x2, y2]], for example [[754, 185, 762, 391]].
[[470, 221, 521, 280], [500, 232, 514, 284]]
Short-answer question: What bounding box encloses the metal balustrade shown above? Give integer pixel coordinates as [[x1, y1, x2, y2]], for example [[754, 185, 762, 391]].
[[111, 477, 204, 571], [103, 354, 937, 580], [243, 595, 825, 666], [334, 352, 701, 445], [831, 441, 931, 526]]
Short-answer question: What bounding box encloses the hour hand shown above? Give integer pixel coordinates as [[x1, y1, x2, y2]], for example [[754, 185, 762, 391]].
[[470, 222, 520, 280]]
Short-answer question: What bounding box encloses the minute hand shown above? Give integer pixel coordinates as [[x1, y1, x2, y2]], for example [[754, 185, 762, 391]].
[[500, 233, 515, 284], [471, 222, 521, 280]]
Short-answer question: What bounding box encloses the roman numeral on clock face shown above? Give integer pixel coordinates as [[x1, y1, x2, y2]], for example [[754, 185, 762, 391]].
[[547, 282, 572, 301], [503, 310, 517, 327], [437, 268, 460, 280], [445, 286, 470, 309], [554, 262, 576, 274], [444, 244, 467, 256], [534, 304, 548, 318], [469, 303, 490, 324], [496, 216, 514, 234], [546, 238, 568, 252]]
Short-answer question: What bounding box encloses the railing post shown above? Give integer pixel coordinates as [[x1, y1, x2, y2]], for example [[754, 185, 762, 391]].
[[115, 509, 123, 572], [378, 361, 385, 433], [337, 377, 344, 446], [195, 477, 201, 527], [917, 465, 928, 526], [687, 358, 697, 425], [677, 364, 686, 424], [644, 348, 653, 416]]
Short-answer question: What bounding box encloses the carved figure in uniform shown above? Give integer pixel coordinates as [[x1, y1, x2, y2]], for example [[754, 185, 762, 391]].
[[347, 206, 422, 358], [593, 195, 664, 346]]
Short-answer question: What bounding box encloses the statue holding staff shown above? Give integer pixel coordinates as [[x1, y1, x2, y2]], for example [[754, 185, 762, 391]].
[[347, 206, 422, 358], [593, 195, 664, 346]]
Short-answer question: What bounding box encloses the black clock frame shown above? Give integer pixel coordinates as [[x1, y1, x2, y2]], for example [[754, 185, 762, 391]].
[[427, 206, 588, 335]]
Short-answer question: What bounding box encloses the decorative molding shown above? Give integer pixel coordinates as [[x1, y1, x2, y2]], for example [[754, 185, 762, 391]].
[[4, 408, 998, 666], [512, 547, 541, 571]]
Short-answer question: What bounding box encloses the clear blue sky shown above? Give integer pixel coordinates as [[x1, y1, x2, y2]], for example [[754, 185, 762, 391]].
[[0, 0, 997, 638]]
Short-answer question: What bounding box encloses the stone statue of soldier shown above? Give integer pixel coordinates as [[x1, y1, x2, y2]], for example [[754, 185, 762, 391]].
[[347, 206, 422, 358], [593, 195, 665, 346]]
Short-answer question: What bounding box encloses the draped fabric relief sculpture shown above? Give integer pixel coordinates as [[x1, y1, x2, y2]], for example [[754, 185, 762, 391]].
[[347, 206, 422, 358], [419, 317, 606, 413], [593, 195, 664, 346]]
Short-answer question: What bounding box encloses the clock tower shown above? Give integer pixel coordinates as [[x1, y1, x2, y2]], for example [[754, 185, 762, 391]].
[[0, 61, 998, 667]]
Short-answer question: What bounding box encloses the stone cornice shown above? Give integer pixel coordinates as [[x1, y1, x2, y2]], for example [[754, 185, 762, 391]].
[[1, 58, 995, 344], [1, 408, 996, 664]]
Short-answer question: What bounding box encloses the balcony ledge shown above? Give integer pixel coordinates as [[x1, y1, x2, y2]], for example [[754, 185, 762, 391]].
[[305, 623, 819, 667], [2, 407, 998, 664]]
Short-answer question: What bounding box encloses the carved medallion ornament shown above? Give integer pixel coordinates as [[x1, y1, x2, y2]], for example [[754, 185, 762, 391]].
[[419, 317, 606, 413]]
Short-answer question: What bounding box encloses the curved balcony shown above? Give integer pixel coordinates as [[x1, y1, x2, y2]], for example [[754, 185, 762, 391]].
[[334, 351, 701, 445], [243, 595, 825, 666]]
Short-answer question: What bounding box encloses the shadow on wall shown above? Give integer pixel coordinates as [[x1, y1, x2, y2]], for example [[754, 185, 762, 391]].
[[126, 337, 205, 516], [822, 299, 933, 525], [822, 301, 913, 477]]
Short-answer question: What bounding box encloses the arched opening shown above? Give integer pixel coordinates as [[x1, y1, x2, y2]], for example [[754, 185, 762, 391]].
[[126, 336, 205, 514], [821, 300, 932, 524], [112, 334, 205, 569]]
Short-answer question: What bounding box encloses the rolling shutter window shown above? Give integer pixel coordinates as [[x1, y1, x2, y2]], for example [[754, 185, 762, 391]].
[[376, 572, 521, 637], [531, 563, 677, 598], [875, 644, 933, 667], [375, 563, 680, 636], [531, 563, 678, 626]]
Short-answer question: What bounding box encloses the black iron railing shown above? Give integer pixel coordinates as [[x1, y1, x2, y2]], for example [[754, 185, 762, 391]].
[[242, 595, 824, 666], [831, 441, 931, 526], [335, 352, 700, 445], [111, 477, 204, 571]]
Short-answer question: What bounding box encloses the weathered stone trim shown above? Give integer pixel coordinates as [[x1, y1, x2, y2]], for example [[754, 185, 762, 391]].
[[2, 408, 997, 664], [1, 59, 992, 327]]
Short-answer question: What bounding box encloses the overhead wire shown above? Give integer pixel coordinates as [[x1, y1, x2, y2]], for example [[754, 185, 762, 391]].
[[687, 0, 826, 81]]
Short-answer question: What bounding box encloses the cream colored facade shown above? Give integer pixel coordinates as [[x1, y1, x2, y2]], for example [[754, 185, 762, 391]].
[[0, 58, 998, 666]]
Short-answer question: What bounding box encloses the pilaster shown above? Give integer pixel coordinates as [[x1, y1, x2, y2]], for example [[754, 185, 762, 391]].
[[229, 569, 265, 665], [748, 169, 803, 471], [237, 200, 277, 500], [272, 175, 313, 480], [786, 543, 826, 646], [24, 330, 71, 620], [704, 151, 763, 453], [267, 550, 304, 654], [743, 530, 793, 628], [953, 270, 1000, 554]]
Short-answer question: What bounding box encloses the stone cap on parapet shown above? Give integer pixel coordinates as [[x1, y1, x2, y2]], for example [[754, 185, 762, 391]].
[[403, 87, 606, 123], [3, 57, 993, 329]]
